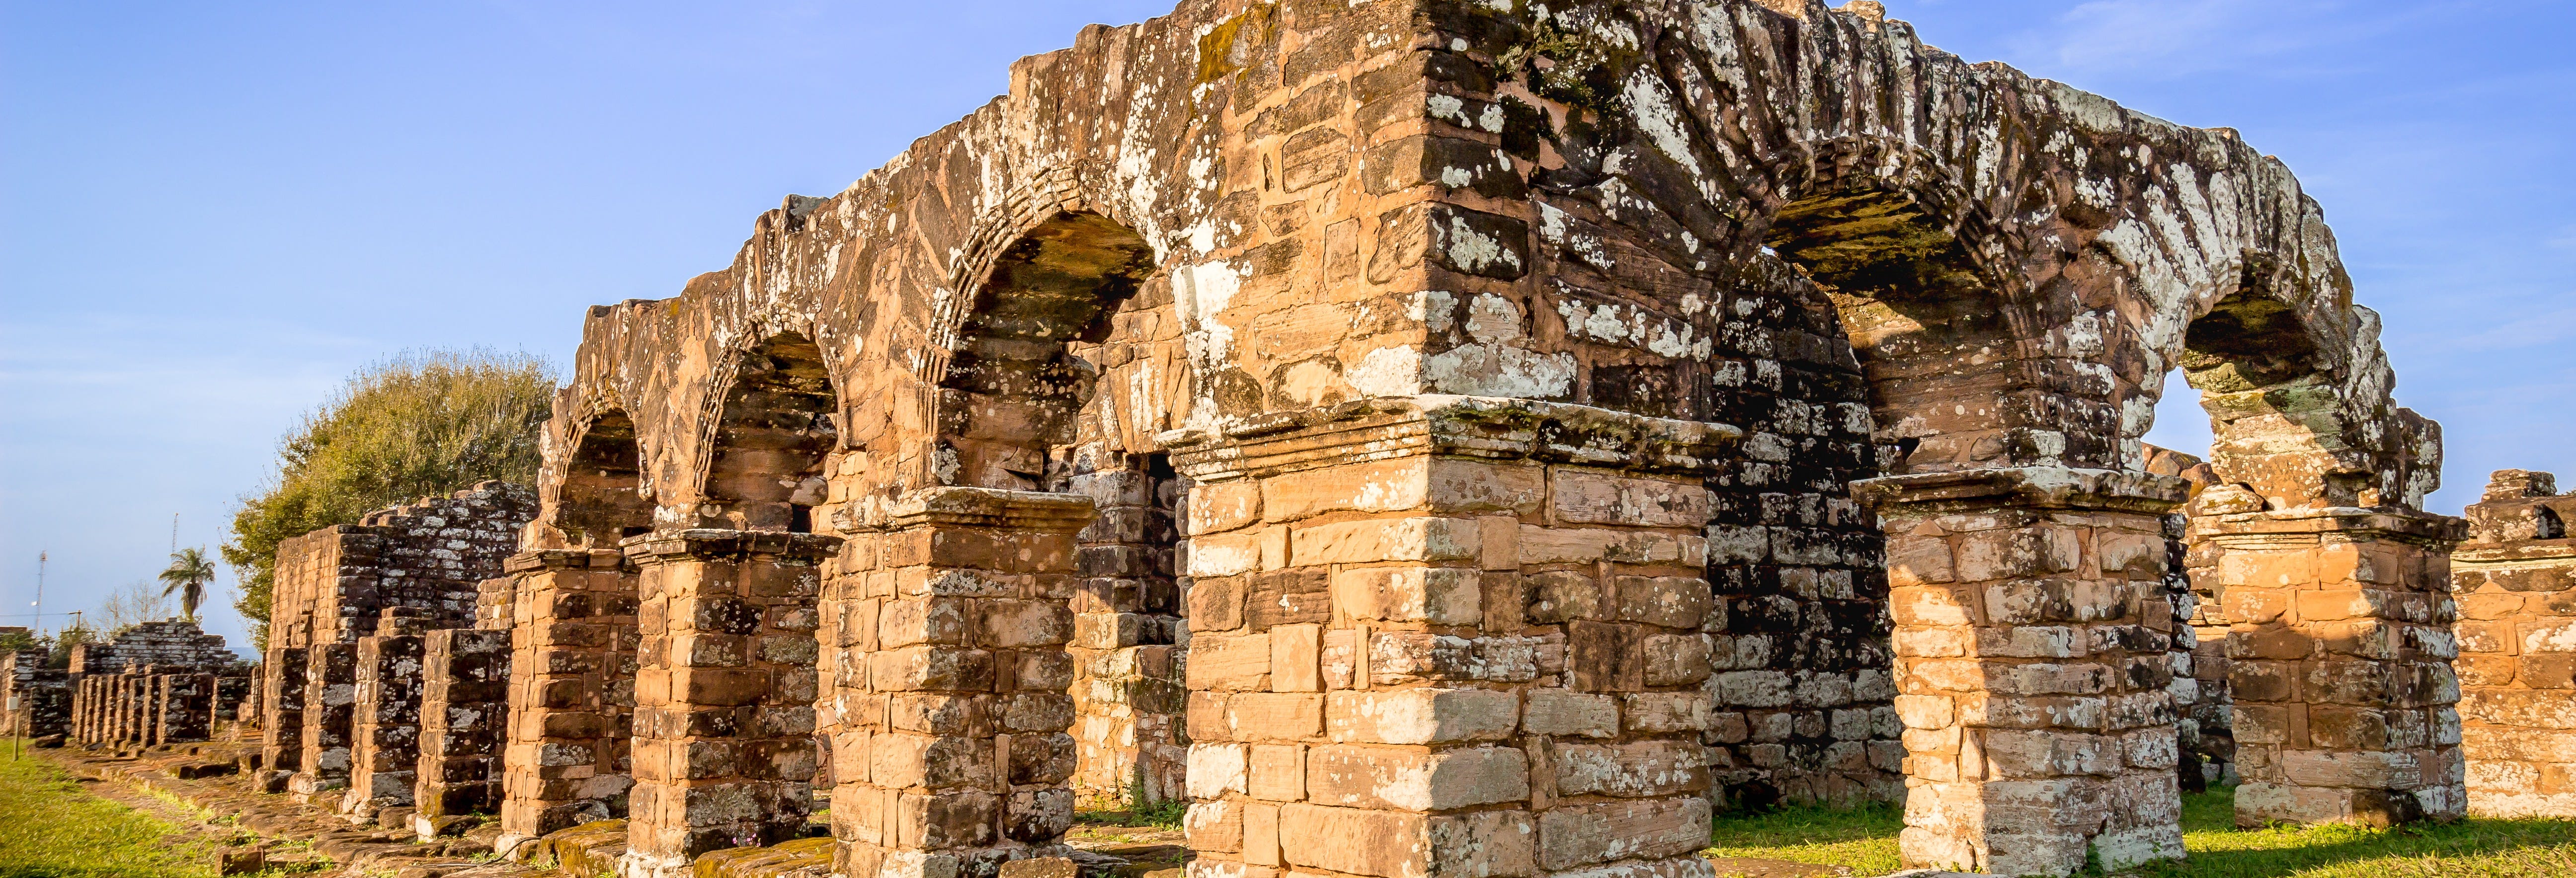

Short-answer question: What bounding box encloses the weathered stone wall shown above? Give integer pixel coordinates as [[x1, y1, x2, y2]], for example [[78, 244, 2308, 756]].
[[269, 482, 537, 650], [65, 620, 249, 750], [2453, 469, 2576, 817], [0, 649, 69, 739], [73, 619, 241, 674], [264, 483, 533, 811], [1064, 457, 1190, 805]]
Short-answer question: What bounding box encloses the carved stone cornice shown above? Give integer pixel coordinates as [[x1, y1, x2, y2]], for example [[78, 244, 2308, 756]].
[[1155, 394, 1744, 482], [503, 549, 631, 575], [619, 529, 844, 565], [882, 485, 1097, 531], [1852, 467, 2191, 516], [2191, 506, 2468, 550], [2453, 539, 2576, 567]]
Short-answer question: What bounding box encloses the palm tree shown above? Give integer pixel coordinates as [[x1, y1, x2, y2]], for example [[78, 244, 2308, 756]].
[[158, 547, 219, 623]]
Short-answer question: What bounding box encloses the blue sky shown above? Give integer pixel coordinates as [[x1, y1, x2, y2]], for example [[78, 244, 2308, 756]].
[[5, 0, 2571, 647]]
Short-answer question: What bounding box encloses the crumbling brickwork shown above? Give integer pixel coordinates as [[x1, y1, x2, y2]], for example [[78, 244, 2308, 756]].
[[2453, 469, 2576, 817], [347, 610, 431, 818], [1064, 458, 1191, 805], [263, 482, 533, 810], [417, 626, 512, 826], [65, 620, 248, 750], [492, 550, 640, 852], [0, 648, 69, 740]]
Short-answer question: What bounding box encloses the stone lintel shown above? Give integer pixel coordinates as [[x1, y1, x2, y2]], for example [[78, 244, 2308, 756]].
[[1852, 466, 2189, 515], [505, 548, 630, 574], [882, 485, 1097, 531], [2194, 506, 2469, 548], [619, 529, 843, 565], [1157, 394, 1743, 482], [2451, 538, 2576, 566]]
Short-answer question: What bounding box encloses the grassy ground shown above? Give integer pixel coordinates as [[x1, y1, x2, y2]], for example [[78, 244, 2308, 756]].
[[0, 746, 224, 878], [1706, 787, 2576, 878]]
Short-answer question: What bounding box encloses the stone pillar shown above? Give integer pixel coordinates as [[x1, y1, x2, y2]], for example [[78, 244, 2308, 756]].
[[70, 676, 92, 745], [293, 642, 360, 801], [1855, 468, 2191, 876], [826, 487, 1088, 878], [2453, 470, 2576, 816], [216, 675, 252, 723], [261, 647, 310, 789], [153, 672, 215, 744], [621, 530, 837, 878], [497, 549, 640, 851], [1167, 398, 1736, 878], [348, 611, 430, 819], [1065, 462, 1188, 805], [2201, 502, 2467, 826], [417, 627, 511, 826], [122, 669, 151, 746]]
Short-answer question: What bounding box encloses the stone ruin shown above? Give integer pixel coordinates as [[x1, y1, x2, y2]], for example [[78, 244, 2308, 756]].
[[254, 479, 534, 837], [177, 1, 2576, 877], [0, 628, 71, 741], [2453, 470, 2576, 816], [65, 618, 254, 748]]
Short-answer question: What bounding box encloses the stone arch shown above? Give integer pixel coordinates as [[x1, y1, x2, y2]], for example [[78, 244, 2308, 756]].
[[932, 209, 1159, 490], [1758, 178, 2038, 476], [547, 409, 655, 548], [699, 330, 842, 531]]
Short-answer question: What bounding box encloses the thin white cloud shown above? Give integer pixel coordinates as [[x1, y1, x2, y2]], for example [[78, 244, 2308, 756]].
[[2009, 0, 2464, 79], [2449, 304, 2576, 350]]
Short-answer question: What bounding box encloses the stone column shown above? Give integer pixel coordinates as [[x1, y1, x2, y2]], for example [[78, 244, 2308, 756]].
[[2198, 500, 2468, 826], [124, 669, 153, 746], [621, 530, 837, 878], [153, 672, 215, 744], [1168, 397, 1736, 878], [417, 627, 512, 830], [825, 487, 1088, 878], [1065, 463, 1189, 805], [497, 549, 640, 851], [348, 611, 430, 820], [260, 647, 310, 791], [1854, 468, 2191, 877], [293, 642, 361, 802], [2452, 470, 2576, 817], [70, 677, 92, 745]]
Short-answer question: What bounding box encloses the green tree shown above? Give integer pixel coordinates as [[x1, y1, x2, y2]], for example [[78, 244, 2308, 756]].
[[158, 547, 219, 622], [46, 623, 94, 669], [225, 349, 556, 648]]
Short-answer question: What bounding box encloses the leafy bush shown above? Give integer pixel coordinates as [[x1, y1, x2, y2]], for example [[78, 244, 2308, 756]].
[[224, 349, 555, 648]]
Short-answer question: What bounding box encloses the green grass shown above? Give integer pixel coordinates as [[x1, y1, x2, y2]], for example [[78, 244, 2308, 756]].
[[0, 746, 223, 878], [1705, 799, 1906, 876], [1706, 787, 2576, 878]]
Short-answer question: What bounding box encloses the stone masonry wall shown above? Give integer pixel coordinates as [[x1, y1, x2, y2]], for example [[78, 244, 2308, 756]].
[[1, 649, 69, 739], [2453, 469, 2576, 817], [269, 482, 537, 651]]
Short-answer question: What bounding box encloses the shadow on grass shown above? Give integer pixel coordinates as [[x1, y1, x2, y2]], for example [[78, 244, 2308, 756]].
[[1704, 787, 2576, 878]]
